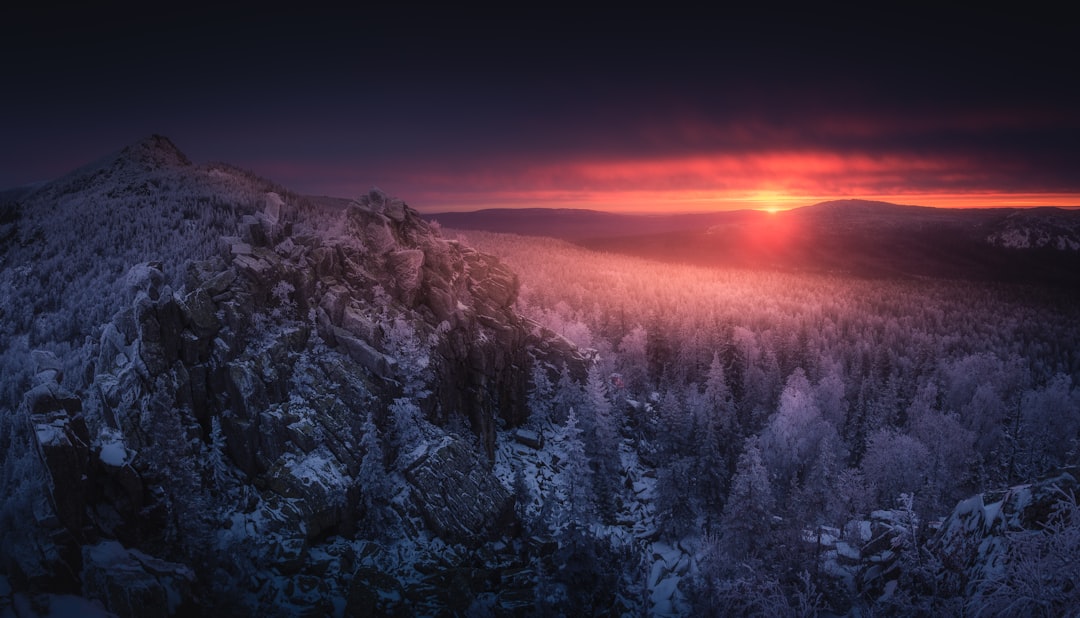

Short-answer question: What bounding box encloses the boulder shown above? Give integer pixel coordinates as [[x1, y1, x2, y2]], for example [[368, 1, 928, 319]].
[[263, 447, 355, 541], [405, 438, 512, 544], [30, 350, 64, 385], [177, 290, 217, 346]]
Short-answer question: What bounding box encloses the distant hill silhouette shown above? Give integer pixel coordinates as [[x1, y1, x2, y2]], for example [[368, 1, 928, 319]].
[[426, 200, 1080, 287]]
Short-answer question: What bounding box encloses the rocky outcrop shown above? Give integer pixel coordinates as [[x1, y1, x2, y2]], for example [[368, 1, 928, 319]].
[[24, 378, 90, 542], [931, 469, 1078, 602], [405, 438, 513, 544], [0, 146, 586, 615]]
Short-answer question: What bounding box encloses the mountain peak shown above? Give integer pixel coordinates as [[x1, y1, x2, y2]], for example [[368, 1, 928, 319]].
[[117, 134, 191, 171]]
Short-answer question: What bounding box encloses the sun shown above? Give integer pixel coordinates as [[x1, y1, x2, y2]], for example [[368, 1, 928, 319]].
[[747, 190, 798, 214]]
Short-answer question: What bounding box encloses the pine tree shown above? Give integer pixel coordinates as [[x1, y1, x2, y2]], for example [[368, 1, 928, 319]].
[[657, 387, 692, 456], [693, 399, 727, 525], [528, 363, 555, 425], [552, 363, 583, 425], [585, 365, 621, 522], [513, 466, 534, 532], [558, 408, 593, 527], [205, 416, 230, 489], [721, 437, 774, 559], [616, 325, 649, 393], [704, 352, 736, 434]]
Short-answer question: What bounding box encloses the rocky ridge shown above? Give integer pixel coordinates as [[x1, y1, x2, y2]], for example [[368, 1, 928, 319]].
[[0, 138, 585, 615]]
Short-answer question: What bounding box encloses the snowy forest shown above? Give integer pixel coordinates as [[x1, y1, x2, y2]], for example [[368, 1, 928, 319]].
[[448, 229, 1080, 615], [1, 137, 1078, 616]]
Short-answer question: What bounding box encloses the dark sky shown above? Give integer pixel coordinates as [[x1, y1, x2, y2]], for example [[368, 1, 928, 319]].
[[3, 7, 1078, 212]]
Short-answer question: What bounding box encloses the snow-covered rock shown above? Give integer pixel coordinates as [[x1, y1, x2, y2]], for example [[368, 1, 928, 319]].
[[932, 470, 1078, 602]]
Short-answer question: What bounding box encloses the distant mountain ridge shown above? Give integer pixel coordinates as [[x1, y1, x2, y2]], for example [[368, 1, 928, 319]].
[[427, 200, 1080, 286], [424, 207, 763, 241]]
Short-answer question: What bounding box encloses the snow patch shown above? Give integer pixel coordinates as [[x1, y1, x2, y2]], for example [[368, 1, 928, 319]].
[[97, 429, 129, 467], [33, 416, 71, 448]]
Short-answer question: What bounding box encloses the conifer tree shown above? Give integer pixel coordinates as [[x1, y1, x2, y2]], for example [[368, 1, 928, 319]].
[[721, 437, 774, 559], [558, 408, 593, 527], [552, 363, 583, 425], [585, 365, 621, 522], [528, 363, 555, 425]]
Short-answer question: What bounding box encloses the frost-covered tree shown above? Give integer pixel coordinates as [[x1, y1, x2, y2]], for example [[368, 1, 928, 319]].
[[204, 416, 230, 489], [692, 397, 728, 523], [551, 363, 583, 424], [761, 368, 839, 502], [703, 352, 736, 434], [527, 362, 555, 425], [861, 429, 930, 507], [616, 325, 649, 393], [657, 455, 697, 538], [721, 437, 774, 558], [584, 365, 621, 522], [557, 408, 593, 527], [657, 387, 693, 455], [383, 317, 435, 398], [140, 388, 211, 559], [976, 490, 1080, 617], [792, 431, 846, 525], [0, 406, 55, 581], [1016, 374, 1079, 478], [815, 364, 848, 429], [909, 385, 977, 513], [691, 537, 823, 618]]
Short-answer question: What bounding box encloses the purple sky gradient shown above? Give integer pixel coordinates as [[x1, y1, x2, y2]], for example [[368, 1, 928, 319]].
[[3, 7, 1078, 212]]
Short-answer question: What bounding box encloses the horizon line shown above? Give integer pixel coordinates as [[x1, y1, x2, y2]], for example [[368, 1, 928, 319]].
[[407, 195, 1080, 216]]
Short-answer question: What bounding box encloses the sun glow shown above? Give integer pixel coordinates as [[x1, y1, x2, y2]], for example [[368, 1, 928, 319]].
[[356, 152, 1080, 214]]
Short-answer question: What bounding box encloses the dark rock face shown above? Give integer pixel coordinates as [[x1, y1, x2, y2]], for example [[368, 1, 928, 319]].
[[25, 380, 90, 541]]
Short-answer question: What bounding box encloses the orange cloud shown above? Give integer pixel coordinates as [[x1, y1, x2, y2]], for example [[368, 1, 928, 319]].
[[392, 150, 1080, 212], [250, 150, 1080, 214]]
